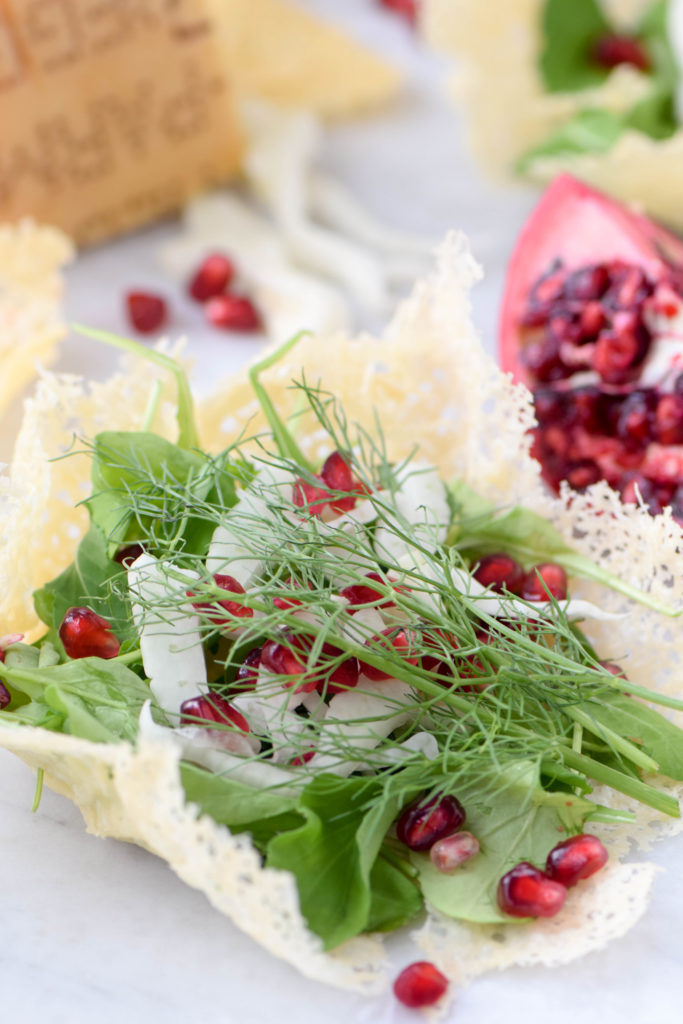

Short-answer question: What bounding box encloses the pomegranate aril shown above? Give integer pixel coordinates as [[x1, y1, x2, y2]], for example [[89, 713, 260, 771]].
[[620, 472, 660, 513], [321, 648, 360, 695], [0, 681, 9, 709], [0, 633, 24, 663], [236, 646, 263, 689], [616, 391, 655, 449], [340, 572, 396, 609], [533, 387, 570, 427], [655, 394, 683, 445], [393, 962, 448, 1009], [126, 291, 167, 334], [260, 639, 317, 693], [292, 477, 330, 518], [396, 793, 466, 852], [580, 300, 607, 337], [291, 748, 316, 766], [188, 253, 235, 302], [521, 563, 568, 602], [378, 0, 418, 25], [545, 833, 608, 887], [430, 831, 480, 873], [566, 458, 601, 491], [362, 628, 417, 681], [59, 607, 121, 660], [592, 33, 650, 72], [113, 543, 145, 567], [593, 327, 642, 385], [205, 293, 261, 331], [473, 553, 524, 594], [190, 574, 253, 622], [180, 693, 250, 733], [498, 862, 566, 918], [565, 264, 609, 302], [521, 335, 570, 383], [320, 450, 353, 492]]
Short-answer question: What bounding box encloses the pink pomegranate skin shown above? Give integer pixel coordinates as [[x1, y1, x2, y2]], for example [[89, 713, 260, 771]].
[[497, 861, 567, 918], [393, 962, 448, 1008], [545, 834, 608, 887]]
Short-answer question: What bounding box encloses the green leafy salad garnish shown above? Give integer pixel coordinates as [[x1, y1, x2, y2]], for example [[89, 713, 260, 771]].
[[2, 334, 683, 949], [519, 0, 678, 171]]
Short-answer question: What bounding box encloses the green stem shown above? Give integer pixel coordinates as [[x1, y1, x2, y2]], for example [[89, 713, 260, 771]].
[[32, 768, 44, 813], [562, 748, 679, 817], [73, 325, 199, 451], [564, 705, 660, 774], [248, 333, 313, 471]]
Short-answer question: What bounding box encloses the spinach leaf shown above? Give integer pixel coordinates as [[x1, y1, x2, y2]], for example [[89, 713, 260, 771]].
[[517, 108, 626, 172], [540, 0, 611, 93], [412, 762, 593, 924], [366, 848, 422, 932], [266, 775, 402, 949], [180, 762, 303, 849], [33, 524, 132, 648], [88, 431, 234, 557], [582, 693, 683, 781]]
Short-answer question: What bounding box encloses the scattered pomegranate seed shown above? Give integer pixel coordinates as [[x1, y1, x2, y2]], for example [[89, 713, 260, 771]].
[[205, 293, 261, 331], [655, 394, 683, 445], [361, 628, 418, 681], [320, 450, 353, 492], [396, 793, 466, 852], [188, 253, 235, 302], [0, 682, 9, 710], [393, 962, 448, 1009], [340, 572, 396, 610], [600, 660, 626, 678], [273, 577, 313, 610], [497, 862, 567, 918], [126, 291, 167, 334], [592, 33, 650, 72], [473, 553, 525, 594], [59, 607, 121, 660], [521, 563, 568, 602], [320, 647, 361, 695], [189, 574, 253, 623], [113, 543, 145, 567], [378, 0, 418, 24], [430, 831, 480, 872], [236, 646, 263, 689], [180, 693, 250, 733], [545, 834, 608, 887], [292, 477, 330, 518]]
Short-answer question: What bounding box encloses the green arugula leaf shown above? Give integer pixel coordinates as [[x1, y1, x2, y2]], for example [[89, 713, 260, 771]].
[[517, 108, 626, 172], [412, 762, 593, 924], [540, 0, 611, 93], [0, 658, 150, 743], [266, 775, 402, 949], [582, 693, 683, 781]]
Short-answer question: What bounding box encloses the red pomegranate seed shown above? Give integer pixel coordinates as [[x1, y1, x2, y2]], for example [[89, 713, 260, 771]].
[[473, 553, 525, 594], [320, 450, 353, 491], [0, 633, 24, 663], [340, 572, 396, 609], [188, 253, 235, 302], [292, 477, 330, 518], [545, 834, 608, 887], [205, 293, 261, 331], [600, 660, 626, 678], [236, 646, 263, 689], [521, 563, 567, 602], [378, 0, 418, 25], [655, 394, 683, 445], [59, 607, 121, 660], [592, 33, 650, 72], [393, 962, 448, 1009], [291, 748, 316, 766], [396, 793, 466, 851], [321, 648, 360, 695], [260, 639, 317, 693], [430, 831, 480, 872], [113, 543, 145, 567], [126, 291, 167, 334], [362, 628, 418, 681], [273, 577, 313, 610], [180, 693, 250, 733], [0, 682, 9, 709], [497, 862, 567, 918], [189, 574, 253, 622]]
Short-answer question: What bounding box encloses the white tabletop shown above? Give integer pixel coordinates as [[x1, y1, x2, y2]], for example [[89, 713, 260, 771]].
[[2, 2, 681, 1022]]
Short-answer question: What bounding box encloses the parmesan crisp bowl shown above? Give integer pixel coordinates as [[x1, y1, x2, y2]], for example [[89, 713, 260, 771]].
[[1, 235, 683, 995]]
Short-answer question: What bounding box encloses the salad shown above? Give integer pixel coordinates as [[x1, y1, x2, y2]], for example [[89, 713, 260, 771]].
[[2, 238, 683, 1003], [426, 0, 683, 228]]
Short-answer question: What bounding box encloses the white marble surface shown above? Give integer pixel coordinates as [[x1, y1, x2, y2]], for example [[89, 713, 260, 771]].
[[3, 2, 682, 1022]]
